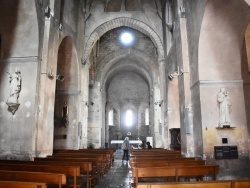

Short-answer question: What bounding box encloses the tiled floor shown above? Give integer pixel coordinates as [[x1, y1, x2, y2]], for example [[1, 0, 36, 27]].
[[94, 153, 132, 188]]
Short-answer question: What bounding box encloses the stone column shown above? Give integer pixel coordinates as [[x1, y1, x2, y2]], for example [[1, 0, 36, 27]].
[[177, 0, 194, 157]]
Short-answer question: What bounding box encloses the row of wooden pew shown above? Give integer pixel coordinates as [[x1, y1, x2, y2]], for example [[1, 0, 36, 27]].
[[0, 148, 115, 188], [129, 149, 250, 188], [136, 180, 250, 188]]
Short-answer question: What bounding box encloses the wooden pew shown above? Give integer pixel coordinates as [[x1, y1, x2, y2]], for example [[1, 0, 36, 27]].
[[0, 181, 47, 188], [130, 154, 184, 159], [0, 170, 66, 188], [136, 181, 231, 188], [0, 164, 80, 188], [233, 180, 250, 188], [136, 180, 250, 188], [132, 165, 219, 186], [130, 157, 196, 164], [34, 157, 101, 184], [130, 149, 181, 155], [49, 153, 109, 173], [130, 160, 206, 168], [53, 149, 115, 167], [176, 165, 219, 181], [54, 149, 115, 168], [0, 160, 92, 188]]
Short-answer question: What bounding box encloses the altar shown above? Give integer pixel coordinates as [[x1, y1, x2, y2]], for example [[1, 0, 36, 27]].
[[111, 140, 142, 144]]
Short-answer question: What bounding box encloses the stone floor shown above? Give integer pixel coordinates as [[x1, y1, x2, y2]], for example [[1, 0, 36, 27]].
[[93, 151, 132, 188]]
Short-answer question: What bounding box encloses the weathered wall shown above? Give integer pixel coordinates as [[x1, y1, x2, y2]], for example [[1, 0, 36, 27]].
[[183, 0, 207, 157], [199, 0, 250, 154], [0, 1, 39, 58], [187, 0, 250, 179], [0, 0, 86, 158], [53, 36, 80, 150], [0, 1, 39, 159]]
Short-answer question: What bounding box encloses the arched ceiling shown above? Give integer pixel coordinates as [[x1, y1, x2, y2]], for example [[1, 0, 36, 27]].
[[96, 50, 158, 89], [94, 27, 159, 91], [104, 62, 152, 92], [84, 17, 164, 63]]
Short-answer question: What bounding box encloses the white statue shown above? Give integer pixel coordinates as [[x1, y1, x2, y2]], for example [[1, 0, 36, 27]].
[[217, 88, 231, 127], [6, 67, 22, 115], [7, 67, 22, 104]]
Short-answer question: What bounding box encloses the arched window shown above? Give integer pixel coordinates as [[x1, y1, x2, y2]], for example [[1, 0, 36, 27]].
[[125, 109, 133, 126], [145, 108, 149, 125], [108, 109, 114, 126]]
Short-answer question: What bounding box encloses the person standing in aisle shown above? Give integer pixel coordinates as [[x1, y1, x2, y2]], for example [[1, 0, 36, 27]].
[[122, 137, 130, 162]]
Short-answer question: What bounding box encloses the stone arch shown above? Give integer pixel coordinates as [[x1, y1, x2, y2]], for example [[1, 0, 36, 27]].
[[96, 49, 157, 90], [83, 17, 164, 63], [53, 36, 80, 149]]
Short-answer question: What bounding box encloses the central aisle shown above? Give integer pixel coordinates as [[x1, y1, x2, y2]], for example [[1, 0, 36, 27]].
[[94, 159, 132, 188]]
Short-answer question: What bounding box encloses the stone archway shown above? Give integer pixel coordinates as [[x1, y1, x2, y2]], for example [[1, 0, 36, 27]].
[[85, 18, 166, 148], [53, 36, 80, 150], [83, 17, 164, 63]]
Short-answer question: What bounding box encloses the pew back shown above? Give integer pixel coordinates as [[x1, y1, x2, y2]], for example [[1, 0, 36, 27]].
[[132, 165, 219, 185], [131, 160, 205, 168], [0, 181, 47, 188], [136, 181, 231, 188], [0, 164, 80, 188], [0, 170, 66, 188], [135, 180, 250, 188]]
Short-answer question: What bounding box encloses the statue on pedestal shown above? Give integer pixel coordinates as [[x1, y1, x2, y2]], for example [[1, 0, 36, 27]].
[[217, 88, 231, 127], [61, 102, 69, 127], [6, 67, 22, 115]]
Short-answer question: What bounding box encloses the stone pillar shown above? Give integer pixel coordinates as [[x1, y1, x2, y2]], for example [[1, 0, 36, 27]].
[[35, 1, 60, 157], [177, 0, 194, 156], [159, 59, 168, 148]]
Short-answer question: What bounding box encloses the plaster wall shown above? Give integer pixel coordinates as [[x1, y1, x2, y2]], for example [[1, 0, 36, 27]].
[[194, 0, 250, 178], [0, 58, 37, 159], [0, 0, 86, 158], [199, 0, 250, 81], [0, 1, 39, 58], [199, 0, 250, 156], [0, 1, 39, 159], [201, 82, 248, 153]]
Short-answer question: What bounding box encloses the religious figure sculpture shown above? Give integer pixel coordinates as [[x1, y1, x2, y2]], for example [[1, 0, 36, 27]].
[[6, 67, 22, 115], [217, 88, 231, 127], [61, 102, 69, 127]]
